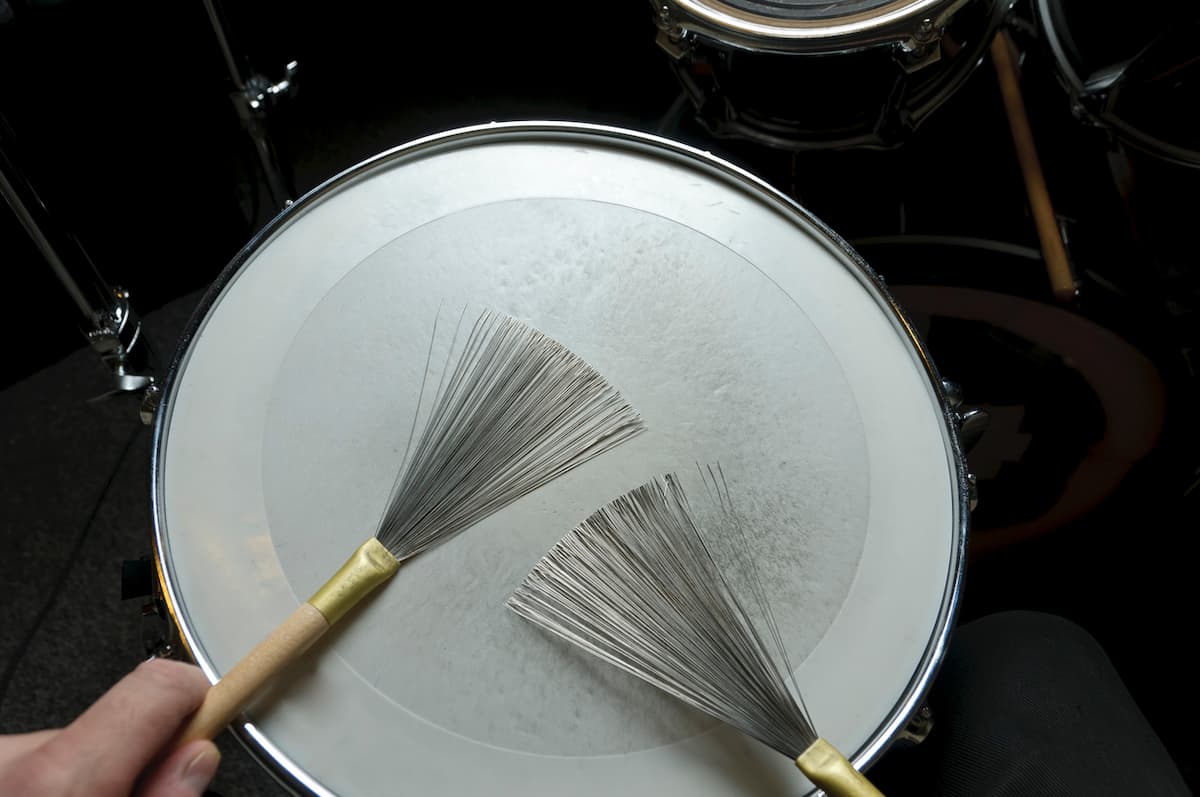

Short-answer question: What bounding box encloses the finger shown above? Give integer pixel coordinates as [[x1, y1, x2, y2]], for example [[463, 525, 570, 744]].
[[0, 730, 59, 771], [136, 739, 220, 797], [38, 659, 211, 796]]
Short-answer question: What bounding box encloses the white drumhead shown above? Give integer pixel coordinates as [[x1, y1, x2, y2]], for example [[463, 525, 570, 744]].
[[153, 123, 963, 796]]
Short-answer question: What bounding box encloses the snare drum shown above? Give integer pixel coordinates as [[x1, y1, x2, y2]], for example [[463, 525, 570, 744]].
[[652, 0, 1013, 150], [151, 122, 970, 795]]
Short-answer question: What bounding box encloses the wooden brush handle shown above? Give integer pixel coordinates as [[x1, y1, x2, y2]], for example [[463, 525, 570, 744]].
[[796, 738, 886, 797], [175, 603, 329, 745], [174, 538, 402, 748], [990, 30, 1077, 303]]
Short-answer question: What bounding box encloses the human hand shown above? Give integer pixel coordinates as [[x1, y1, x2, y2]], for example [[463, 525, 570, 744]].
[[0, 658, 219, 797]]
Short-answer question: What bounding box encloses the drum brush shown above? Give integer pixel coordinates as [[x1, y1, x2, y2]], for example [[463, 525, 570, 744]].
[[508, 468, 885, 797], [175, 309, 645, 745]]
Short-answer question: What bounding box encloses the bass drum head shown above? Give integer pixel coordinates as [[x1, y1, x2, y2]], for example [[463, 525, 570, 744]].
[[855, 238, 1167, 556], [152, 123, 965, 796]]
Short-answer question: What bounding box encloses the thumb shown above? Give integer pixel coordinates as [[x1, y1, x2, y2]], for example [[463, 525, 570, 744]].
[[137, 739, 221, 797]]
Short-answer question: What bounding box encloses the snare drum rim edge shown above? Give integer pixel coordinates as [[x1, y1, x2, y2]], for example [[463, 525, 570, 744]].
[[149, 120, 971, 796]]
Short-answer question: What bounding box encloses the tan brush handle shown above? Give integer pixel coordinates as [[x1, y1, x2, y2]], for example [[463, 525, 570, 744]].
[[175, 603, 329, 745], [175, 538, 401, 747], [796, 738, 886, 797], [990, 30, 1077, 304]]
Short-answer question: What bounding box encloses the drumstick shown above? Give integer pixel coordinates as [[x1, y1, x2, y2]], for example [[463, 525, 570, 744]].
[[990, 30, 1078, 303], [174, 309, 645, 745], [509, 467, 885, 797]]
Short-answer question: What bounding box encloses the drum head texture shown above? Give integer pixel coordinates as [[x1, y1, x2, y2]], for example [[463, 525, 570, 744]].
[[153, 123, 964, 796]]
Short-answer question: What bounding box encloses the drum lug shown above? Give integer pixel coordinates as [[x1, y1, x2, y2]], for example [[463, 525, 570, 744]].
[[141, 600, 181, 660], [653, 3, 691, 59], [943, 379, 989, 452], [957, 407, 989, 452], [967, 471, 979, 511], [897, 704, 934, 745], [895, 18, 944, 73], [1070, 66, 1124, 123], [139, 381, 162, 426], [123, 555, 182, 659], [941, 379, 963, 409], [895, 0, 975, 73]]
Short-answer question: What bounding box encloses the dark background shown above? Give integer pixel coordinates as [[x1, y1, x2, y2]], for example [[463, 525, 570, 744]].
[[2, 0, 1197, 793]]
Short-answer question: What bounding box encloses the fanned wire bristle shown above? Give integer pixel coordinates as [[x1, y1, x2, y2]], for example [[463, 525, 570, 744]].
[[507, 468, 817, 760], [375, 309, 645, 560]]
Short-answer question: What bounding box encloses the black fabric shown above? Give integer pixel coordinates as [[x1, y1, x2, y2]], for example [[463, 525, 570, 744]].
[[871, 611, 1191, 796]]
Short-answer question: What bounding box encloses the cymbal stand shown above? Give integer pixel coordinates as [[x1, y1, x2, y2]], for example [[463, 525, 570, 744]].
[[1, 114, 158, 417], [202, 0, 298, 211]]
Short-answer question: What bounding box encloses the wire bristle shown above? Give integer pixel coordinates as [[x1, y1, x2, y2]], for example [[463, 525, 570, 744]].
[[375, 309, 645, 560], [507, 469, 818, 760]]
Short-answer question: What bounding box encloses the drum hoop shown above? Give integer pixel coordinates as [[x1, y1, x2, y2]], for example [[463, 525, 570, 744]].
[[1033, 0, 1200, 169], [669, 0, 1011, 150], [665, 0, 961, 53], [149, 121, 970, 795]]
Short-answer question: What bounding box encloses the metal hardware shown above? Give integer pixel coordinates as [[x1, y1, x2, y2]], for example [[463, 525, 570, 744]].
[[85, 286, 156, 399], [145, 636, 179, 661], [232, 62, 299, 211], [944, 380, 989, 452], [943, 382, 983, 510], [131, 571, 178, 659], [1, 115, 157, 401], [895, 0, 978, 72], [203, 0, 298, 210], [896, 17, 944, 73], [140, 381, 163, 425], [654, 3, 691, 58], [942, 379, 963, 408], [957, 406, 989, 452], [896, 704, 934, 745]]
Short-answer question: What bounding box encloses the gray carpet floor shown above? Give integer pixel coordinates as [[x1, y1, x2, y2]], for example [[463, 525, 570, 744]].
[[0, 290, 286, 796]]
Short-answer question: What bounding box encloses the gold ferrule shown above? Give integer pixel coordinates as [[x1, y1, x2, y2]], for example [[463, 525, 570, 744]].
[[307, 538, 402, 625], [795, 738, 885, 797]]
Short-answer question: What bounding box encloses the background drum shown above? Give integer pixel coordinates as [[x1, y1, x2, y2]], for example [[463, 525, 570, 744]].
[[1032, 0, 1200, 170], [152, 123, 969, 795], [852, 237, 1172, 556], [1024, 0, 1200, 479], [653, 0, 1014, 150]]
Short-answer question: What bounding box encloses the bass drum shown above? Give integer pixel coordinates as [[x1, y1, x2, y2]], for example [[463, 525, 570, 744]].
[[854, 236, 1168, 557], [653, 0, 1013, 150], [152, 123, 969, 795]]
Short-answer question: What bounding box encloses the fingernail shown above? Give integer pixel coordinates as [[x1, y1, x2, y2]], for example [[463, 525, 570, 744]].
[[180, 743, 221, 795]]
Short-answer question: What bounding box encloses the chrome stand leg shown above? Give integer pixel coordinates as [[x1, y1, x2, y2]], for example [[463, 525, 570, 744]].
[[1, 115, 157, 407], [202, 0, 298, 211]]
